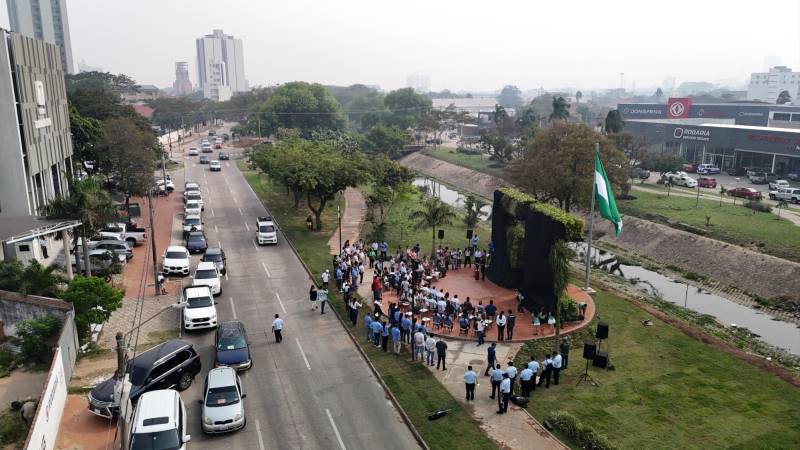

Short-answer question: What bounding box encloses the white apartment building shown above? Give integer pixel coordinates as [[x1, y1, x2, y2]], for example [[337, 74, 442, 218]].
[[173, 61, 193, 97], [6, 0, 74, 74], [747, 66, 800, 104], [196, 29, 246, 101]]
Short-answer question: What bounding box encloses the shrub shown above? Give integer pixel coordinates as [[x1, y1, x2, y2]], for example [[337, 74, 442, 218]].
[[506, 222, 525, 268], [549, 411, 617, 450], [16, 315, 62, 364], [456, 146, 482, 155], [559, 295, 580, 322], [744, 200, 772, 213]]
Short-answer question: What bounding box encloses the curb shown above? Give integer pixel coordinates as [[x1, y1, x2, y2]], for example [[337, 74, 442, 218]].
[[240, 169, 430, 450]]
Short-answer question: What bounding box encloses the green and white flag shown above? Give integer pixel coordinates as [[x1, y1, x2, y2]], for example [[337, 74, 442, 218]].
[[594, 150, 622, 236]]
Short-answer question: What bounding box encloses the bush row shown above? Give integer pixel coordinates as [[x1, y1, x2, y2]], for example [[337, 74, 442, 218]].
[[549, 410, 616, 450]]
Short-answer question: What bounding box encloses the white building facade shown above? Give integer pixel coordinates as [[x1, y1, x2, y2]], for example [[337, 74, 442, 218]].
[[173, 61, 193, 97], [747, 66, 800, 104], [6, 0, 74, 74], [196, 29, 246, 101]]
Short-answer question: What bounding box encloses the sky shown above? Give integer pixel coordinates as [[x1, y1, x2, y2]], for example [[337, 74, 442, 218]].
[[2, 0, 800, 93]]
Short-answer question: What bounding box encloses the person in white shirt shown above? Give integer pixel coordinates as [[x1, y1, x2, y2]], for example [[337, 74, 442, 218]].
[[506, 362, 518, 395], [497, 374, 511, 414], [424, 334, 436, 366], [496, 312, 507, 341], [413, 330, 425, 362], [476, 319, 485, 346], [271, 314, 284, 343], [437, 298, 447, 314], [519, 366, 534, 397], [527, 356, 540, 392], [321, 270, 330, 289], [552, 351, 563, 385], [463, 366, 477, 401]]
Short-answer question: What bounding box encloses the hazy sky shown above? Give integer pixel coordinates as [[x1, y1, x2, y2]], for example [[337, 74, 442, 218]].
[[2, 0, 800, 92]]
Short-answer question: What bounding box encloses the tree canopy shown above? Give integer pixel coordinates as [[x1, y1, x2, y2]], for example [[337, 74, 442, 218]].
[[60, 275, 123, 339], [99, 117, 159, 199], [362, 125, 412, 158], [383, 88, 432, 129], [549, 96, 571, 122], [497, 85, 524, 109], [257, 81, 347, 138], [604, 109, 624, 133]]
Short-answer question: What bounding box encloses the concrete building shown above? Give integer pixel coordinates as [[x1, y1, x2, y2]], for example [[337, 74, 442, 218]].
[[406, 74, 430, 94], [173, 61, 193, 96], [6, 0, 74, 74], [196, 29, 246, 101], [747, 66, 800, 104]]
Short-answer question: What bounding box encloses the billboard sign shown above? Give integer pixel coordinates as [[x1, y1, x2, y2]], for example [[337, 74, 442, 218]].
[[667, 97, 692, 119]]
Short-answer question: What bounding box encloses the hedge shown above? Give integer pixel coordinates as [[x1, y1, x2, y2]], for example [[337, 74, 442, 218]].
[[549, 411, 616, 450], [499, 187, 585, 240]]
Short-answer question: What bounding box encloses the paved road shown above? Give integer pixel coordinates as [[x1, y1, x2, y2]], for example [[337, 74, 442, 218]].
[[170, 130, 419, 450]]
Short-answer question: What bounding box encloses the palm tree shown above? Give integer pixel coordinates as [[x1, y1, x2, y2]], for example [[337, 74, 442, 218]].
[[776, 200, 789, 219], [40, 176, 118, 275], [410, 197, 457, 256], [547, 240, 575, 340], [549, 96, 570, 122], [19, 260, 64, 297], [463, 194, 487, 231]]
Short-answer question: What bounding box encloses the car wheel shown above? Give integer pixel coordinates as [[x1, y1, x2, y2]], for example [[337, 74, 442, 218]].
[[770, 194, 776, 200], [177, 372, 193, 391]]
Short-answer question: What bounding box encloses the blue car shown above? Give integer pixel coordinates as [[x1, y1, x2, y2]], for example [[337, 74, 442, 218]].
[[215, 321, 252, 370]]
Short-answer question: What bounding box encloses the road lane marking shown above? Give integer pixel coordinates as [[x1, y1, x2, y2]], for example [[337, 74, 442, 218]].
[[295, 338, 311, 370], [244, 222, 250, 231], [238, 207, 243, 216], [210, 207, 215, 217], [275, 292, 286, 313], [255, 420, 266, 450], [214, 225, 218, 233], [326, 409, 346, 450], [229, 297, 237, 319], [252, 239, 259, 250], [262, 262, 271, 278], [225, 271, 229, 281]]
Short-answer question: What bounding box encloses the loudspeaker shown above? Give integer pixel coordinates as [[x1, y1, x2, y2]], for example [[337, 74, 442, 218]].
[[466, 229, 473, 240], [543, 420, 554, 431], [592, 351, 609, 368], [596, 321, 609, 340], [510, 396, 529, 407], [438, 229, 445, 239], [582, 341, 596, 360]]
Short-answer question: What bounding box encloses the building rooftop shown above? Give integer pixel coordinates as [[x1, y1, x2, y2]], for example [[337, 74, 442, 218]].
[[0, 217, 80, 243]]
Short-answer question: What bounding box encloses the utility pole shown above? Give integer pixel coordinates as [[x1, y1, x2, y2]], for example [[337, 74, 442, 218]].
[[115, 332, 125, 379], [148, 192, 161, 295], [115, 331, 129, 450], [337, 204, 342, 256], [160, 147, 168, 188]]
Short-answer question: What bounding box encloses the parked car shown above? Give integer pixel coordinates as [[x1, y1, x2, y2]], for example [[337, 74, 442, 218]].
[[208, 130, 216, 136], [215, 321, 251, 370], [202, 247, 227, 275], [185, 200, 202, 217], [696, 164, 721, 174], [188, 147, 199, 156], [698, 177, 717, 188], [185, 181, 200, 191], [200, 155, 210, 164], [91, 240, 133, 260], [255, 216, 278, 245], [214, 142, 222, 149], [768, 179, 791, 191], [129, 390, 191, 450], [663, 172, 697, 187], [186, 231, 208, 254], [184, 190, 204, 210], [682, 163, 698, 173], [192, 261, 221, 295], [87, 340, 201, 418], [209, 160, 221, 172], [104, 222, 147, 246], [71, 249, 126, 274], [727, 187, 763, 200], [749, 172, 769, 184], [183, 214, 203, 236], [631, 167, 650, 180], [182, 286, 218, 330], [201, 367, 246, 434], [218, 151, 230, 160], [727, 166, 747, 176], [787, 171, 800, 181], [162, 245, 191, 276], [78, 231, 124, 248], [769, 187, 800, 203]]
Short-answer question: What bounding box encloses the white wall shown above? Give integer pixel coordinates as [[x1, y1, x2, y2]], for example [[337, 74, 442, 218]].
[[24, 347, 67, 450]]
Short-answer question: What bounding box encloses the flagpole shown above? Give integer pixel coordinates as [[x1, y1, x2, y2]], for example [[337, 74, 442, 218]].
[[584, 142, 599, 290]]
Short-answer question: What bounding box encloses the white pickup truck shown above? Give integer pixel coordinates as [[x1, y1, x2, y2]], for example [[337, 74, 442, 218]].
[[104, 222, 147, 246], [769, 187, 800, 203]]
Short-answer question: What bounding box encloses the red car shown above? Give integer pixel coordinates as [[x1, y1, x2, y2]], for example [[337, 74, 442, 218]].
[[683, 163, 698, 173], [698, 177, 717, 188], [727, 187, 762, 200]]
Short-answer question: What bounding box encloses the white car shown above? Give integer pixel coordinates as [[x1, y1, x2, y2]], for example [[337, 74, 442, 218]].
[[768, 179, 791, 191], [130, 390, 190, 450], [185, 182, 200, 191], [184, 191, 204, 210], [255, 216, 278, 245], [182, 286, 217, 330], [185, 200, 202, 217], [183, 214, 203, 235], [162, 245, 190, 276], [188, 147, 199, 156], [209, 160, 221, 172], [201, 367, 246, 434], [192, 261, 222, 296]]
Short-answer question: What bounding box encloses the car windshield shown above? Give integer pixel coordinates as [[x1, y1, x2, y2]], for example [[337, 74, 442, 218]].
[[188, 235, 206, 243], [165, 251, 187, 259], [205, 385, 240, 407], [129, 430, 181, 450], [187, 295, 213, 308], [217, 335, 246, 350], [187, 193, 201, 200], [185, 218, 201, 226], [195, 269, 216, 279], [186, 202, 199, 208], [259, 225, 275, 233], [203, 252, 222, 262]]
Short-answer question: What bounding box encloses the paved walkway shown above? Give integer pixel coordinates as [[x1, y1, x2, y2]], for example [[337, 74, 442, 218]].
[[327, 187, 366, 255]]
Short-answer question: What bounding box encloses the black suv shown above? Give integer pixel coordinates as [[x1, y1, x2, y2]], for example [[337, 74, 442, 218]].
[[87, 340, 201, 418]]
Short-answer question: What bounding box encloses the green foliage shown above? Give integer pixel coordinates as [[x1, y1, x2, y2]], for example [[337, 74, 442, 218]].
[[777, 90, 792, 104], [506, 223, 525, 268], [362, 125, 412, 158], [16, 315, 62, 364], [548, 240, 574, 336], [60, 276, 123, 340], [65, 71, 139, 94], [258, 81, 347, 137], [549, 96, 571, 122], [40, 175, 118, 238], [462, 194, 486, 231], [604, 109, 624, 133], [640, 151, 685, 174], [410, 197, 458, 255], [0, 260, 64, 298], [69, 104, 105, 167], [0, 409, 28, 446], [744, 200, 772, 213], [0, 350, 15, 377], [559, 295, 580, 322], [499, 187, 585, 240], [99, 117, 159, 198], [497, 85, 524, 109], [383, 87, 432, 129], [549, 411, 616, 450]]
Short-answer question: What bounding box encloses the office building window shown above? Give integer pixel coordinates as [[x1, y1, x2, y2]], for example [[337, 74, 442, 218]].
[[791, 114, 800, 122], [773, 113, 791, 121]]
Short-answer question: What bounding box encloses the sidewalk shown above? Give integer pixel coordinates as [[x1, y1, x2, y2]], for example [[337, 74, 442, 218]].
[[327, 187, 366, 254]]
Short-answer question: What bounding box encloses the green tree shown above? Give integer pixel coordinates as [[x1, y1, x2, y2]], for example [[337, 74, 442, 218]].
[[497, 85, 524, 109], [0, 260, 24, 292], [60, 276, 123, 340], [654, 87, 664, 102], [547, 240, 574, 339], [575, 90, 583, 103], [40, 176, 119, 275], [68, 104, 105, 170], [410, 197, 457, 256], [16, 315, 62, 364], [65, 71, 139, 94], [480, 105, 519, 164], [463, 195, 487, 231], [258, 82, 347, 138], [147, 97, 205, 130], [549, 96, 570, 122], [362, 125, 412, 158], [777, 90, 792, 105], [776, 199, 789, 219], [383, 88, 432, 129], [604, 109, 624, 133], [13, 261, 64, 298], [640, 151, 685, 175], [100, 117, 158, 206]]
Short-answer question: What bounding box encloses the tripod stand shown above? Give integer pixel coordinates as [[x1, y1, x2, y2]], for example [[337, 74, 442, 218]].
[[575, 359, 599, 387]]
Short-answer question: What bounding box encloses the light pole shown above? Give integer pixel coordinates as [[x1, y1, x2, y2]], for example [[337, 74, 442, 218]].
[[337, 204, 342, 256], [147, 192, 160, 296]]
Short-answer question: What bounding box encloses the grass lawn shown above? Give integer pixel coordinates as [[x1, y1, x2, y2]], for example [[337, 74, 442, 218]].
[[0, 409, 28, 447], [422, 146, 507, 178], [240, 165, 498, 450], [619, 189, 800, 262], [514, 288, 800, 450]]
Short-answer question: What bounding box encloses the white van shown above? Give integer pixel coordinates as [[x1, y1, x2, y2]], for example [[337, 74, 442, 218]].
[[129, 390, 190, 450]]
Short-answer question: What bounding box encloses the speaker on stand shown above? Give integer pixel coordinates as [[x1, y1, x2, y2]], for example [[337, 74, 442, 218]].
[[576, 341, 599, 387], [594, 321, 611, 369]]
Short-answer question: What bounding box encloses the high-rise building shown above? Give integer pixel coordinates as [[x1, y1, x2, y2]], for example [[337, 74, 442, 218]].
[[0, 30, 73, 217], [173, 61, 193, 97], [748, 66, 800, 104], [6, 0, 74, 74], [196, 29, 246, 101], [406, 74, 430, 94]]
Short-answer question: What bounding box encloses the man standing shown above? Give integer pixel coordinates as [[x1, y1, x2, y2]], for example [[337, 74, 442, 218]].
[[506, 361, 518, 395], [391, 323, 401, 355], [552, 350, 563, 385], [496, 311, 507, 342], [471, 233, 479, 250], [381, 321, 389, 352], [425, 333, 436, 366], [318, 288, 328, 315], [364, 313, 373, 343], [371, 317, 383, 348], [560, 336, 570, 370], [271, 314, 283, 343], [413, 328, 425, 362], [401, 315, 412, 344], [321, 269, 330, 289], [464, 366, 477, 401], [435, 337, 448, 371], [497, 373, 511, 414], [485, 343, 496, 376], [539, 353, 553, 388], [485, 300, 497, 320], [476, 318, 485, 346], [490, 364, 503, 399], [506, 309, 516, 340], [335, 266, 343, 291], [519, 365, 534, 397], [528, 356, 540, 393]]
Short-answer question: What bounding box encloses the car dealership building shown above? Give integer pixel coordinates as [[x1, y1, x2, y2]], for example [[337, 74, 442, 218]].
[[618, 100, 800, 175]]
